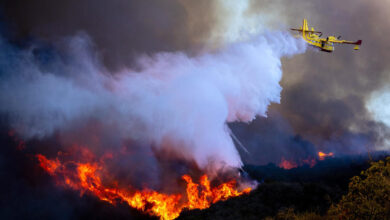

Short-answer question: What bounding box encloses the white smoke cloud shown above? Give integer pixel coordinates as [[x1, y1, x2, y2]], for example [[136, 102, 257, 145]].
[[207, 0, 280, 47], [0, 32, 306, 170], [366, 86, 390, 151], [367, 86, 390, 128]]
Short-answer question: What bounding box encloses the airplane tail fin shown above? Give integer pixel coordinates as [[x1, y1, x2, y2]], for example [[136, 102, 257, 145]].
[[291, 19, 322, 36], [353, 40, 362, 50], [303, 19, 309, 31]]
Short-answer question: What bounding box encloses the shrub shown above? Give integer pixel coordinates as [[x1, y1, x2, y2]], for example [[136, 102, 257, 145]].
[[328, 157, 390, 220]]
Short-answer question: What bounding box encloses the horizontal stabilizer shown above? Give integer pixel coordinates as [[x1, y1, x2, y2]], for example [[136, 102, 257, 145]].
[[344, 40, 362, 45], [290, 28, 303, 31]]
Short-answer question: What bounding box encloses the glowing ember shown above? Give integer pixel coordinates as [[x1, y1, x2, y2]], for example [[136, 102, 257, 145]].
[[279, 156, 317, 170], [318, 151, 334, 160], [302, 158, 317, 168], [279, 157, 298, 170], [36, 152, 251, 220]]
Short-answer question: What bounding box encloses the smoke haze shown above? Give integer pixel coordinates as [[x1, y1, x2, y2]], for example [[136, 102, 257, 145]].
[[1, 0, 389, 169], [0, 30, 305, 170], [230, 0, 390, 165]]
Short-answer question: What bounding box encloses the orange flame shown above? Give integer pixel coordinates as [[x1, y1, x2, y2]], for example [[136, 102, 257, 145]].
[[36, 153, 250, 220], [37, 154, 60, 175], [318, 151, 334, 160]]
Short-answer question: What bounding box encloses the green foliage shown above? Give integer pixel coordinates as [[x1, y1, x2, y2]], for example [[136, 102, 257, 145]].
[[328, 157, 390, 220]]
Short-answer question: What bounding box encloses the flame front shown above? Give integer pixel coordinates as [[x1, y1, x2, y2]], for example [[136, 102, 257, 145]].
[[37, 152, 250, 220]]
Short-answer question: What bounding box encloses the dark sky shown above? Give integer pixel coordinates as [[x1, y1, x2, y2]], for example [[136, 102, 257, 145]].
[[0, 0, 219, 69]]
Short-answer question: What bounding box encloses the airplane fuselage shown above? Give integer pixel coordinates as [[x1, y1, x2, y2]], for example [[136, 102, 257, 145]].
[[302, 32, 334, 52]]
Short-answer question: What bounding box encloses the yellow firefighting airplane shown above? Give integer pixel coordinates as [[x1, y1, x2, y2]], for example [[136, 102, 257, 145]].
[[291, 19, 362, 52]]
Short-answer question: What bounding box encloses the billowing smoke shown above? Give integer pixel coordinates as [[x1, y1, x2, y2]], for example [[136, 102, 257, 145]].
[[228, 0, 390, 166], [0, 32, 305, 171]]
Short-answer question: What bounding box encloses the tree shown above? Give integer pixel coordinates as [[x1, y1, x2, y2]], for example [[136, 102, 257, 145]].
[[328, 157, 390, 220]]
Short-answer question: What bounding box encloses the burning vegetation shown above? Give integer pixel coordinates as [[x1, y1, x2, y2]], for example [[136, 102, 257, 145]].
[[278, 152, 330, 170], [36, 149, 251, 220], [1, 130, 389, 220]]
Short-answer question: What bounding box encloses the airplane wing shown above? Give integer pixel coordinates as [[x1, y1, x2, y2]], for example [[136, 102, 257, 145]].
[[323, 38, 362, 50], [290, 28, 322, 34], [327, 39, 362, 45]]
